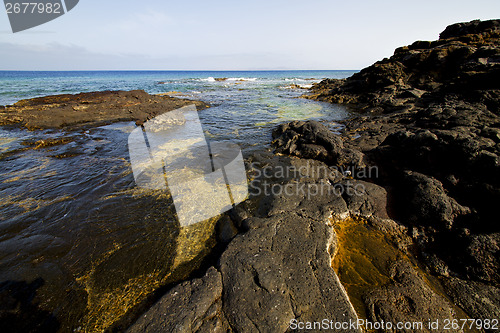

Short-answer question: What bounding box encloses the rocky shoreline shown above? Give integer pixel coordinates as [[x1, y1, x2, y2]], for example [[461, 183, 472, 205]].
[[0, 19, 498, 333], [126, 19, 499, 332], [306, 19, 500, 115], [302, 19, 500, 296]]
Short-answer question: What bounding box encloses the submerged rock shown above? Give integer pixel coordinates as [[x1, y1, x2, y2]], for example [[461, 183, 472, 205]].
[[401, 171, 470, 230], [0, 90, 208, 130]]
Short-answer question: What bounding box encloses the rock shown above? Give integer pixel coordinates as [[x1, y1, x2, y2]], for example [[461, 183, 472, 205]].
[[0, 278, 59, 333], [128, 176, 362, 332], [220, 211, 360, 333], [481, 127, 500, 141], [272, 120, 368, 170], [341, 180, 390, 219], [216, 215, 238, 243], [127, 267, 229, 333], [424, 253, 451, 277], [364, 261, 462, 333], [337, 148, 366, 170], [258, 178, 348, 220], [439, 19, 500, 39], [289, 158, 344, 183], [127, 19, 500, 331], [399, 88, 427, 99], [306, 19, 500, 113], [401, 171, 470, 230], [442, 277, 500, 321], [273, 18, 500, 324], [272, 120, 344, 164], [283, 84, 309, 90], [463, 233, 500, 283], [0, 90, 209, 130]]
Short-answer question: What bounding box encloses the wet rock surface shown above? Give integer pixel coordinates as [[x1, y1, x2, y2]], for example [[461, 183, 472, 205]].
[[128, 151, 469, 332], [127, 267, 229, 333], [0, 90, 208, 130]]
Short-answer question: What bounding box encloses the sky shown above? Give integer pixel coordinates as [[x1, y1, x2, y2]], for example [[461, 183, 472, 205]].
[[0, 0, 499, 70]]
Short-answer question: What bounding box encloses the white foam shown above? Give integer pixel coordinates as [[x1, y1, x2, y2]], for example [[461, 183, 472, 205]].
[[226, 77, 257, 82], [201, 77, 257, 82], [282, 83, 314, 89]]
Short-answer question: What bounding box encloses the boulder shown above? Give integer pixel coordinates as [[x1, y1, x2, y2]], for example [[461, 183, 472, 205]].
[[365, 261, 463, 333], [443, 277, 500, 320], [127, 267, 229, 333], [401, 171, 470, 230], [306, 19, 500, 113]]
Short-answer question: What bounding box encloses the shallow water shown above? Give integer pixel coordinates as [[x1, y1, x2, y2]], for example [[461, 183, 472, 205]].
[[0, 70, 355, 331]]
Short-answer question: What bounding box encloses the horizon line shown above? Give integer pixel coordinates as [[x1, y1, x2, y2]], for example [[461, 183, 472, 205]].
[[0, 69, 360, 72]]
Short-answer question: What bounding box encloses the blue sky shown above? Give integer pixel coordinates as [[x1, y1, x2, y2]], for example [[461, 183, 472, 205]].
[[0, 0, 499, 70]]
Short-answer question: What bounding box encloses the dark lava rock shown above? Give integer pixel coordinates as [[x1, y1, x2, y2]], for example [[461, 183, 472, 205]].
[[443, 277, 500, 320], [364, 261, 462, 333], [0, 90, 209, 130], [463, 233, 500, 283], [272, 120, 366, 170], [440, 19, 500, 39], [272, 120, 344, 163], [127, 267, 230, 333], [307, 19, 500, 114], [0, 278, 59, 333], [129, 174, 364, 332], [272, 19, 500, 325], [220, 211, 359, 332], [401, 171, 470, 230]]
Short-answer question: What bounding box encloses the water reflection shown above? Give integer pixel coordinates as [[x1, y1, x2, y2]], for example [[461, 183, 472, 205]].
[[0, 124, 220, 332]]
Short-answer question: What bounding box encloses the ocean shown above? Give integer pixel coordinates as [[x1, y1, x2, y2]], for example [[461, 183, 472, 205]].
[[0, 70, 356, 332], [0, 70, 356, 149]]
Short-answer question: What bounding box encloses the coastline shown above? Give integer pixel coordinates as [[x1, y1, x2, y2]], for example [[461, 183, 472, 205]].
[[127, 19, 500, 332], [0, 19, 498, 333], [0, 73, 353, 332]]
